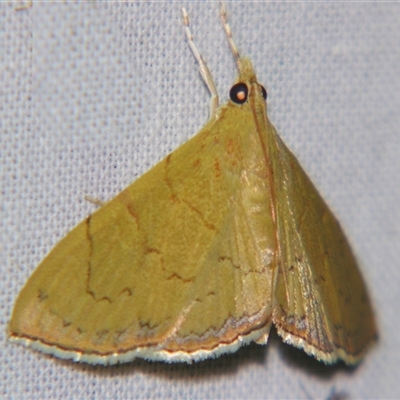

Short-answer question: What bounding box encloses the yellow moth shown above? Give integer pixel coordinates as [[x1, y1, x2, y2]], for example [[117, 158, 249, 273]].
[[9, 5, 377, 366]]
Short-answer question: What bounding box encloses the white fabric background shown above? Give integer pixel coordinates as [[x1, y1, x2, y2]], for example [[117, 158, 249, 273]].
[[1, 1, 399, 399]]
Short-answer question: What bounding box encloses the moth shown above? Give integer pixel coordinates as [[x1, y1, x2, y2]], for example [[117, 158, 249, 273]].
[[9, 5, 377, 365]]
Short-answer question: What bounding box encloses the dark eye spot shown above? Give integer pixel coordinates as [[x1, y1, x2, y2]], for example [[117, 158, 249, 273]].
[[230, 83, 248, 104], [261, 85, 267, 100]]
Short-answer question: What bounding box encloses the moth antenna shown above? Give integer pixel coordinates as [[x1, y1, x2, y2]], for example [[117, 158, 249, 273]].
[[220, 3, 243, 72], [182, 7, 219, 117]]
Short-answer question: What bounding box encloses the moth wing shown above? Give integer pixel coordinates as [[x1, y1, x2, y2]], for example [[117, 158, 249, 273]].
[[269, 127, 377, 364], [9, 104, 276, 364]]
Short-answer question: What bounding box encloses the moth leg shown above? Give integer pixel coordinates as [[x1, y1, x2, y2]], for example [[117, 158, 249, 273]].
[[15, 0, 32, 10], [182, 8, 219, 118], [84, 195, 105, 207]]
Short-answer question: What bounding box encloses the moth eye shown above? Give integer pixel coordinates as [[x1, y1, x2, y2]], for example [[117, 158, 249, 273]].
[[261, 85, 267, 100], [230, 83, 248, 104]]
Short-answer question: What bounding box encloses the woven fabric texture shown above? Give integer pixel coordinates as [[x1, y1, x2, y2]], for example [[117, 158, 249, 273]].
[[1, 2, 399, 399]]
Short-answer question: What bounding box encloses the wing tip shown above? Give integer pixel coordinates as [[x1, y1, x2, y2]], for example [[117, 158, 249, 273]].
[[275, 325, 377, 366]]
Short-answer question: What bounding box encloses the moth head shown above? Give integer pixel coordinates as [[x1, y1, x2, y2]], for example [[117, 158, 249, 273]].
[[230, 58, 267, 105]]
